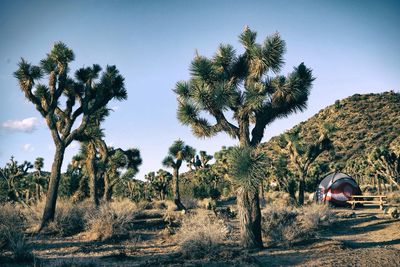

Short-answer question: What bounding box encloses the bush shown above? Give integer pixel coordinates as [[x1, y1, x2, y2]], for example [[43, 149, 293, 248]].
[[175, 210, 229, 258], [298, 203, 335, 230], [387, 191, 400, 204], [48, 200, 87, 236], [0, 203, 32, 260], [85, 200, 137, 241], [262, 204, 334, 247], [262, 205, 299, 247], [181, 196, 198, 209]]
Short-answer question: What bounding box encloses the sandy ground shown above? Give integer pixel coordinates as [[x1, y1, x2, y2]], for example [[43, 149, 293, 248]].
[[1, 206, 399, 266]]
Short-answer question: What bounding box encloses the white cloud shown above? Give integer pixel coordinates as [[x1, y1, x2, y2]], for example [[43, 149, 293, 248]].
[[111, 106, 120, 111], [2, 117, 39, 133], [22, 143, 34, 152]]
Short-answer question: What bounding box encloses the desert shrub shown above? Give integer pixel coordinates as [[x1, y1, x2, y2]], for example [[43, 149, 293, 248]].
[[176, 210, 228, 258], [181, 196, 198, 209], [266, 191, 292, 206], [262, 203, 335, 247], [85, 201, 137, 241], [298, 203, 335, 230], [0, 203, 32, 260], [262, 205, 299, 247], [135, 200, 154, 210], [23, 199, 87, 236], [48, 200, 87, 236], [387, 191, 400, 204]]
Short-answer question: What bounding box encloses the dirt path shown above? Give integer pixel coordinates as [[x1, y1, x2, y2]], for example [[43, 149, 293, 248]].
[[255, 208, 400, 266], [1, 207, 399, 266]]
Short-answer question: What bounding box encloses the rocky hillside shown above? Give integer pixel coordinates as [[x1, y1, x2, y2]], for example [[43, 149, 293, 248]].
[[260, 91, 400, 176]]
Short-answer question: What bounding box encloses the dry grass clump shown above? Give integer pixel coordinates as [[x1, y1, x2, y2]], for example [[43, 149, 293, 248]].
[[266, 191, 292, 206], [262, 203, 334, 247], [298, 203, 335, 230], [181, 197, 198, 209], [85, 200, 138, 241], [175, 210, 229, 258], [0, 203, 32, 260], [47, 200, 88, 236], [387, 191, 400, 204]]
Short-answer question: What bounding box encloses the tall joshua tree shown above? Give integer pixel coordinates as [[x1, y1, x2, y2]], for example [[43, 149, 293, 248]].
[[162, 140, 196, 210], [14, 42, 127, 228], [173, 27, 314, 248]]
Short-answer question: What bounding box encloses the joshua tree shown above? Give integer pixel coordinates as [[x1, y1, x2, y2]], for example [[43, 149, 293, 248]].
[[0, 157, 33, 202], [103, 147, 142, 201], [145, 169, 173, 200], [368, 146, 400, 189], [173, 27, 314, 248], [280, 125, 333, 205], [34, 157, 44, 201], [14, 42, 127, 228], [162, 140, 196, 210]]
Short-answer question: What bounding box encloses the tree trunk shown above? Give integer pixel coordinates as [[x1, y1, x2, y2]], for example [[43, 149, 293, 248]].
[[298, 176, 305, 206], [35, 183, 41, 201], [103, 179, 113, 202], [237, 187, 263, 248], [87, 144, 99, 207], [173, 168, 185, 210], [40, 145, 65, 229]]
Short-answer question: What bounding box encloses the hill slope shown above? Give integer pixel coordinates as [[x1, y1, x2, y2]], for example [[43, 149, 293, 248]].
[[260, 91, 400, 178]]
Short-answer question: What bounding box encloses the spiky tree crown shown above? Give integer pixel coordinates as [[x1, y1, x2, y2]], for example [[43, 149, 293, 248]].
[[174, 27, 315, 146], [14, 42, 127, 147], [162, 140, 196, 169]]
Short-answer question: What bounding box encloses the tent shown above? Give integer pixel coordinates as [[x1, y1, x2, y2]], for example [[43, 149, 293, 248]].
[[315, 172, 362, 207]]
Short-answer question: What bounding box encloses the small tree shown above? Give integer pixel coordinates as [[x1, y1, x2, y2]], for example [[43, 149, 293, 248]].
[[280, 125, 333, 205], [173, 27, 314, 248], [34, 157, 44, 201], [0, 157, 33, 202], [162, 140, 196, 210], [103, 147, 142, 201], [368, 147, 400, 189], [14, 42, 127, 228], [145, 169, 173, 200]]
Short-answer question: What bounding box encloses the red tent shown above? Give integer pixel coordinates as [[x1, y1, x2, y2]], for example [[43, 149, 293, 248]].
[[315, 172, 362, 206]]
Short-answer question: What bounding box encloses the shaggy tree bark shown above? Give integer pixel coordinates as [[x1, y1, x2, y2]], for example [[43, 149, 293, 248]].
[[41, 145, 65, 225]]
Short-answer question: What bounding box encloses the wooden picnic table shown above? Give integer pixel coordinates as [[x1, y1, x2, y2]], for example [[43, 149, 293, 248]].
[[347, 195, 388, 210]]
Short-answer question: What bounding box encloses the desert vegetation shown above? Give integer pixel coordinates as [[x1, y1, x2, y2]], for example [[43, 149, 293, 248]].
[[1, 27, 399, 267]]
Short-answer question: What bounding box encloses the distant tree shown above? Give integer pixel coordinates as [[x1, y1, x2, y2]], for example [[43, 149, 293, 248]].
[[368, 147, 400, 189], [14, 42, 127, 228], [34, 157, 45, 201], [75, 107, 110, 206], [280, 125, 333, 205], [0, 157, 33, 203], [103, 147, 142, 201], [173, 27, 314, 248], [145, 169, 173, 200], [162, 140, 196, 210]]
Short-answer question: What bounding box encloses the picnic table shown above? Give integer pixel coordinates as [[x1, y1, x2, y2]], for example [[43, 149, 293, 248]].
[[347, 195, 388, 210]]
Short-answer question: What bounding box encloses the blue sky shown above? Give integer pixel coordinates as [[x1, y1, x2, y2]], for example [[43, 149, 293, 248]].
[[0, 0, 399, 179]]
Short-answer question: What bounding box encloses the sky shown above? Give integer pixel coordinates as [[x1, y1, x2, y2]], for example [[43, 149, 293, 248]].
[[0, 0, 399, 179]]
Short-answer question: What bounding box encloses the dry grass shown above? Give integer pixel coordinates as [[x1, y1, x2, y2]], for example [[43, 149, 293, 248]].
[[266, 191, 293, 206], [387, 191, 400, 204], [48, 200, 88, 236], [181, 197, 198, 209], [175, 210, 229, 258], [262, 203, 334, 247], [84, 200, 138, 241], [0, 203, 32, 260]]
